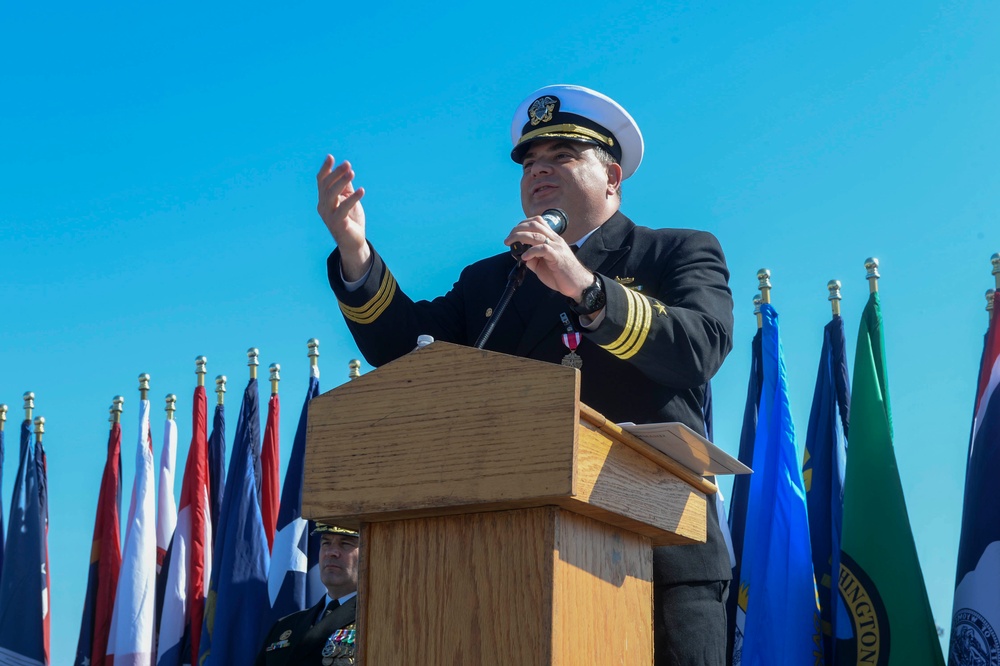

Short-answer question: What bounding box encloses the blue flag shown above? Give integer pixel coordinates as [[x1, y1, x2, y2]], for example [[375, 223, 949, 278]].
[[267, 369, 324, 624], [950, 291, 1000, 664], [726, 327, 762, 663], [0, 423, 5, 577], [208, 400, 226, 541], [803, 315, 850, 665], [737, 303, 819, 665], [199, 378, 270, 664], [0, 421, 47, 665]]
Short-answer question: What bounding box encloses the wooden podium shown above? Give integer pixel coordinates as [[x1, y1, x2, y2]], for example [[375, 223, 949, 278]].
[[303, 342, 714, 665]]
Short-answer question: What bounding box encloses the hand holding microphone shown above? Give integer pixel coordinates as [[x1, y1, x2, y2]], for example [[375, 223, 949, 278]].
[[509, 208, 568, 259]]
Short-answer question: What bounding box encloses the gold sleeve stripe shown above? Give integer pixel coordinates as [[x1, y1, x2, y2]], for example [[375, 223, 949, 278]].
[[339, 271, 397, 324], [600, 288, 652, 360]]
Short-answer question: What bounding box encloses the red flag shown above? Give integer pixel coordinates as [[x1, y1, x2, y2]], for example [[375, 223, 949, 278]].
[[74, 421, 123, 666], [261, 392, 280, 551], [157, 385, 213, 664]]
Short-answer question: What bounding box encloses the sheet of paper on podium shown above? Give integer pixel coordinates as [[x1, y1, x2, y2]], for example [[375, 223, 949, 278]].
[[618, 422, 752, 476]]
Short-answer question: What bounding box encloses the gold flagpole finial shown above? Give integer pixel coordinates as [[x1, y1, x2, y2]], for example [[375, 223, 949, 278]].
[[139, 373, 151, 401], [828, 280, 843, 318], [215, 375, 227, 406], [112, 396, 125, 424], [865, 257, 880, 293], [196, 356, 208, 387], [33, 416, 45, 442], [349, 359, 361, 380], [0, 404, 7, 432], [166, 394, 177, 420], [269, 363, 281, 395], [23, 391, 35, 423], [753, 295, 762, 329], [987, 289, 995, 321], [757, 268, 772, 305], [308, 338, 320, 369], [248, 348, 260, 380], [991, 252, 1000, 290]]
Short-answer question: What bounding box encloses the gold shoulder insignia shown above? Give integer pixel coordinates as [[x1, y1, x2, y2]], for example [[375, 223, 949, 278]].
[[652, 301, 667, 316], [614, 276, 634, 285]]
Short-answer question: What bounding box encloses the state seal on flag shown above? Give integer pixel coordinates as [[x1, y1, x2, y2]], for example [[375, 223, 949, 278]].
[[837, 553, 890, 666], [950, 608, 1000, 666]]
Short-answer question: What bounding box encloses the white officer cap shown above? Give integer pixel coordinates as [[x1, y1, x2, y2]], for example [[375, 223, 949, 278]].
[[510, 84, 644, 180]]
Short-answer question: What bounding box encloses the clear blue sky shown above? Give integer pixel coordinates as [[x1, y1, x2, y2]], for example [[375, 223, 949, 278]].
[[2, 1, 998, 660]]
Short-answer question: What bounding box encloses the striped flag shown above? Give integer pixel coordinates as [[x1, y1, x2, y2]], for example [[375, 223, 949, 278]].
[[74, 419, 124, 666], [157, 386, 213, 666], [267, 366, 323, 622], [107, 398, 156, 665], [207, 400, 225, 543], [156, 415, 178, 573], [950, 290, 1000, 665], [737, 303, 819, 665], [0, 421, 48, 665], [199, 378, 270, 664], [261, 388, 280, 552]]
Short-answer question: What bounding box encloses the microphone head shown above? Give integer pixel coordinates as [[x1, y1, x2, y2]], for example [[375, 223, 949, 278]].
[[540, 208, 568, 235]]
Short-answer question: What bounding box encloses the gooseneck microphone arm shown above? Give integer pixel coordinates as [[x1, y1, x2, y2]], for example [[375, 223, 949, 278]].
[[474, 209, 568, 350]]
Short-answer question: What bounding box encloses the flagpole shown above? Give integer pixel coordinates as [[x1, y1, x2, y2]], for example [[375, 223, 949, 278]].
[[196, 355, 208, 387], [308, 338, 320, 371], [827, 280, 842, 318], [269, 364, 280, 396], [865, 257, 880, 293], [113, 395, 124, 425], [987, 289, 995, 322], [757, 268, 771, 305], [166, 394, 177, 421], [753, 295, 762, 329], [23, 391, 34, 423], [139, 374, 150, 401], [215, 375, 227, 405], [33, 416, 44, 443], [0, 404, 6, 432], [248, 348, 259, 380], [992, 252, 1000, 290], [349, 359, 361, 379]]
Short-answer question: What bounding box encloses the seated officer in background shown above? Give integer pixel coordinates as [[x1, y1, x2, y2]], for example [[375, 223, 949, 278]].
[[255, 524, 359, 666]]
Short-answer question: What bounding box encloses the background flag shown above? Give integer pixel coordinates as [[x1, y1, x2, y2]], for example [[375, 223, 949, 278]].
[[156, 413, 178, 573], [950, 289, 1000, 665], [737, 303, 819, 665], [198, 377, 270, 664], [726, 327, 762, 664], [0, 421, 47, 665], [157, 386, 212, 666], [260, 387, 280, 552], [0, 419, 5, 577], [267, 366, 323, 623], [34, 423, 50, 663], [207, 398, 225, 542], [837, 292, 944, 665], [74, 417, 123, 666], [107, 398, 156, 665], [803, 314, 851, 665]]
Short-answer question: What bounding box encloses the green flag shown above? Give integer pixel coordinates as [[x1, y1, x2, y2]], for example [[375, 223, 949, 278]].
[[837, 291, 944, 665]]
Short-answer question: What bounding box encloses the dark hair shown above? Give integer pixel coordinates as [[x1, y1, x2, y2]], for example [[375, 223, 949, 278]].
[[592, 145, 623, 201]]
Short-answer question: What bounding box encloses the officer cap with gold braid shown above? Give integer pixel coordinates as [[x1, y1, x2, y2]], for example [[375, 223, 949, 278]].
[[312, 523, 360, 538], [510, 84, 644, 180]]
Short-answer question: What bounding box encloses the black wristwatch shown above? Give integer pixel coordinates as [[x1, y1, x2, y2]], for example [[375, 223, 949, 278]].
[[569, 274, 606, 316]]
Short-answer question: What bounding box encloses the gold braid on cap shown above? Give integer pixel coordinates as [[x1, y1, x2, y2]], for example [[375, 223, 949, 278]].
[[516, 124, 615, 150]]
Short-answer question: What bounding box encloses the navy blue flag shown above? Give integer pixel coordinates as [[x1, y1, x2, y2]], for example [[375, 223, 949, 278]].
[[199, 378, 270, 664], [737, 303, 819, 664], [0, 423, 5, 576], [726, 328, 762, 664], [208, 401, 226, 541], [0, 421, 47, 665], [950, 291, 1000, 663], [267, 369, 324, 623], [803, 315, 850, 665]]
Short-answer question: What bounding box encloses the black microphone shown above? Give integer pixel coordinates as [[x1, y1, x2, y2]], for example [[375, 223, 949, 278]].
[[510, 208, 568, 258]]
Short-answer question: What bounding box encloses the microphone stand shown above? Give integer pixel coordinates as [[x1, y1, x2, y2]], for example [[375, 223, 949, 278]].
[[474, 260, 528, 349]]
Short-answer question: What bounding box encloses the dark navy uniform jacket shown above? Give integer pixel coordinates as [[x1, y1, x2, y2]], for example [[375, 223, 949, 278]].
[[328, 211, 734, 584], [254, 597, 356, 666]]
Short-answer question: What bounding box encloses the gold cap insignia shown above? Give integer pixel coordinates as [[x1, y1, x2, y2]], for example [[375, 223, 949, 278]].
[[528, 96, 558, 126]]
